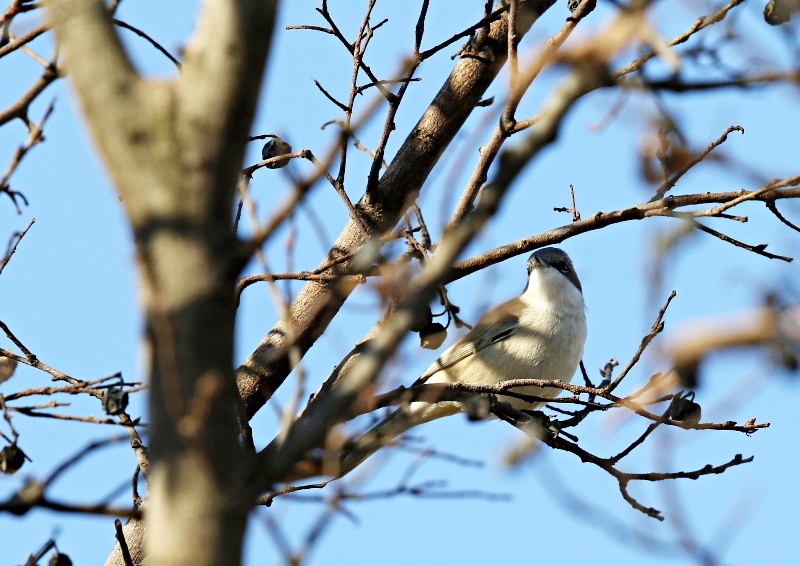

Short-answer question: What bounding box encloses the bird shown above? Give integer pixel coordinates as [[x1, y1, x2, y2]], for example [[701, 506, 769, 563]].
[[338, 247, 588, 476]]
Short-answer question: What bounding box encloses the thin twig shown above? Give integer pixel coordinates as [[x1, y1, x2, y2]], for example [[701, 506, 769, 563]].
[[766, 201, 800, 233], [447, 184, 800, 283], [241, 150, 309, 177], [112, 18, 181, 68], [0, 61, 58, 127], [692, 220, 792, 262], [0, 22, 48, 60], [614, 0, 746, 78], [417, 4, 506, 60], [650, 126, 745, 202], [259, 481, 332, 507], [0, 217, 34, 274], [608, 290, 677, 392], [313, 79, 349, 112], [236, 272, 366, 302], [114, 519, 135, 566], [2, 99, 56, 213]]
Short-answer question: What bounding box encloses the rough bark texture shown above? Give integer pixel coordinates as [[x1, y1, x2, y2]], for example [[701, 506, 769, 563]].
[[45, 1, 277, 564], [237, 0, 558, 419]]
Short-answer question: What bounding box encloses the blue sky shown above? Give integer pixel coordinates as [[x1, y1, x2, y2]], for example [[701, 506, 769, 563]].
[[1, 1, 799, 564]]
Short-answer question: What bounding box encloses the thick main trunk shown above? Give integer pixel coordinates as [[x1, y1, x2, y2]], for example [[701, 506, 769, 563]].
[[44, 1, 277, 562], [146, 455, 249, 565], [137, 228, 253, 565]]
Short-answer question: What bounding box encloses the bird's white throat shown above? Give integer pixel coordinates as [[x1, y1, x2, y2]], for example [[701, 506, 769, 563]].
[[520, 265, 585, 313]]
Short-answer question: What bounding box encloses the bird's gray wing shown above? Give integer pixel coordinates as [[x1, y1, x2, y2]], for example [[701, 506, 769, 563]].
[[414, 314, 520, 385]]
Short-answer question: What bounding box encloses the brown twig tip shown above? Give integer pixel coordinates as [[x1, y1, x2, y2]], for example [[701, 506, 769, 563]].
[[259, 480, 331, 507], [620, 481, 664, 520], [114, 518, 135, 566], [606, 290, 676, 393], [649, 124, 746, 202], [2, 97, 57, 213], [112, 19, 181, 69], [241, 150, 308, 177], [692, 221, 792, 262], [313, 79, 350, 112], [554, 184, 581, 221], [0, 217, 34, 275], [490, 391, 759, 519], [766, 201, 800, 234]]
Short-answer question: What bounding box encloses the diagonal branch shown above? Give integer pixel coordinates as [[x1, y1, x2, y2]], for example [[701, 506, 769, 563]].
[[236, 0, 560, 420], [649, 125, 744, 202], [0, 217, 34, 274], [446, 184, 800, 282], [255, 60, 611, 486]]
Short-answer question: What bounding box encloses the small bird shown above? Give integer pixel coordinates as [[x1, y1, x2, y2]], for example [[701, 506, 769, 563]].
[[339, 247, 588, 476]]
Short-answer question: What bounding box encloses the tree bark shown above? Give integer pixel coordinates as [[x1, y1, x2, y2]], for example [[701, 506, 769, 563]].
[[45, 1, 277, 564]]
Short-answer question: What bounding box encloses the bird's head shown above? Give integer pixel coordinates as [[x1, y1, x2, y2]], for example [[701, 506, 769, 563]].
[[522, 247, 583, 304]]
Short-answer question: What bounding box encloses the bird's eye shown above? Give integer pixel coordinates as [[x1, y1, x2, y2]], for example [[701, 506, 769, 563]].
[[554, 261, 569, 273]]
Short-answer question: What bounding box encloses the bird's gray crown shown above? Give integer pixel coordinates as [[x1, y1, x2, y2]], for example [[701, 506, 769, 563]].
[[527, 247, 582, 292]]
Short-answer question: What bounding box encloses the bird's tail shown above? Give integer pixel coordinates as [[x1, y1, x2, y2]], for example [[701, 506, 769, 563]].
[[337, 409, 414, 477]]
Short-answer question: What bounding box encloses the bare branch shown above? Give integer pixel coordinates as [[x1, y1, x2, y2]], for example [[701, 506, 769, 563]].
[[0, 23, 48, 60], [0, 62, 58, 127], [237, 272, 366, 303], [237, 0, 558, 418], [0, 217, 34, 274], [691, 220, 792, 261], [447, 184, 800, 283], [1, 100, 55, 212], [114, 519, 135, 566], [649, 126, 745, 202], [614, 0, 746, 78], [609, 291, 677, 392], [766, 201, 800, 233], [112, 18, 181, 68]]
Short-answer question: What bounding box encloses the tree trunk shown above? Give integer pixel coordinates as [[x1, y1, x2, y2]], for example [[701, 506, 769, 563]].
[[45, 1, 277, 563]]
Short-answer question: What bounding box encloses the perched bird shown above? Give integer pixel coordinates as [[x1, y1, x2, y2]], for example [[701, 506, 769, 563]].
[[339, 247, 588, 476]]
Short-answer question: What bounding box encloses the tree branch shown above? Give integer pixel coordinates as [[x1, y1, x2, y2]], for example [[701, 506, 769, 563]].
[[237, 0, 560, 420]]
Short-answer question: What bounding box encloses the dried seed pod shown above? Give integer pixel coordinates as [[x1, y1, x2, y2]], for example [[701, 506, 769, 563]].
[[50, 552, 73, 566], [668, 391, 702, 424], [261, 136, 292, 168], [0, 444, 26, 474], [410, 306, 433, 333], [764, 0, 800, 25], [464, 394, 491, 421], [103, 388, 129, 416], [419, 322, 447, 350]]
